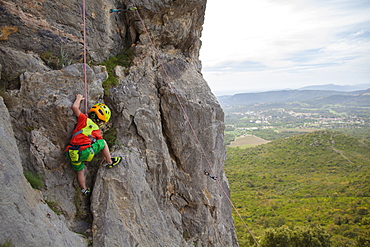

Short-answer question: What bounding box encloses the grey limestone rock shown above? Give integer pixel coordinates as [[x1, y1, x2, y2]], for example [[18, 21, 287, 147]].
[[0, 0, 238, 246], [0, 96, 88, 247]]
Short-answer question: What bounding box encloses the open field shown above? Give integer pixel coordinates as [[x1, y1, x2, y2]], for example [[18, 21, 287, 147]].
[[277, 128, 319, 133], [228, 135, 270, 148]]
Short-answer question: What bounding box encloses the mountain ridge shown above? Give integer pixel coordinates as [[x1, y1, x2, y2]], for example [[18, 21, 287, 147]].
[[218, 88, 370, 107], [299, 83, 370, 91]]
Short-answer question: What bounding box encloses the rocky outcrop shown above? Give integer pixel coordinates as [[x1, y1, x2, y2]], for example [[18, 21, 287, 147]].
[[0, 0, 238, 246]]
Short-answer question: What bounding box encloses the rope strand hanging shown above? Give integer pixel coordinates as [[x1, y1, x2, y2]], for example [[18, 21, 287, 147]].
[[81, 0, 88, 114], [128, 1, 260, 246]]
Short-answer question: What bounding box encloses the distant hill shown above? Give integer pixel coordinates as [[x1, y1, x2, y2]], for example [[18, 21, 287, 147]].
[[218, 89, 370, 107], [225, 130, 370, 246], [303, 93, 370, 107], [299, 83, 370, 91]]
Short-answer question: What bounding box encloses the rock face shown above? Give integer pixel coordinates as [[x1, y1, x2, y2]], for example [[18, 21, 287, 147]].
[[0, 0, 238, 246], [0, 97, 87, 247]]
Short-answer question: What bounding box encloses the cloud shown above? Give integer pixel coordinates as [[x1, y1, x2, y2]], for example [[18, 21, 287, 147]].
[[200, 0, 370, 95]]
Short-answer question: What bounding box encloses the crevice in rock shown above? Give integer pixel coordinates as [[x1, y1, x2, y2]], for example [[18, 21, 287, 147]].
[[157, 87, 184, 172], [71, 190, 94, 237], [129, 114, 147, 152], [69, 154, 107, 244]]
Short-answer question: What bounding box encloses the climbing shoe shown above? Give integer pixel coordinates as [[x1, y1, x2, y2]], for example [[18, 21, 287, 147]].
[[105, 156, 122, 168], [81, 188, 91, 195]]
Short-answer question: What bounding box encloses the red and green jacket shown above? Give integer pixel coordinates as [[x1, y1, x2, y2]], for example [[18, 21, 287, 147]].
[[66, 114, 103, 151]]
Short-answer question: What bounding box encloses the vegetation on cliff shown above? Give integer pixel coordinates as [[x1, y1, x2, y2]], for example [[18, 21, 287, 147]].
[[98, 49, 134, 93]]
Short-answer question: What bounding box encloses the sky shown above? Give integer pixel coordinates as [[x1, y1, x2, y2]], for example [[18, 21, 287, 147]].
[[199, 0, 370, 95]]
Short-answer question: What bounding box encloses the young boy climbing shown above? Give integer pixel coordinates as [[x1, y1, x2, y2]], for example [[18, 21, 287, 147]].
[[66, 94, 121, 195]]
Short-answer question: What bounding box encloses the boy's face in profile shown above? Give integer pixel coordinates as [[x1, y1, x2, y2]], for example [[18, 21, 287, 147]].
[[89, 112, 106, 127], [92, 117, 105, 127], [97, 121, 105, 127]]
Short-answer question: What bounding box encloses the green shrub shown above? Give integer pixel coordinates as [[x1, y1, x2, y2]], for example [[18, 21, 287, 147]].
[[40, 47, 72, 69], [356, 231, 370, 247], [104, 127, 117, 149], [24, 171, 44, 190], [1, 239, 12, 247], [99, 49, 133, 93], [259, 225, 331, 247], [46, 200, 62, 215]]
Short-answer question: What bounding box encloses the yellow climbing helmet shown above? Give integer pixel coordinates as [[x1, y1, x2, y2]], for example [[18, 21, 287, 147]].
[[89, 103, 111, 122]]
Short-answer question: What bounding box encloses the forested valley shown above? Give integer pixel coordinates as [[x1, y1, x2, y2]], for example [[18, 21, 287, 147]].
[[225, 131, 370, 246], [221, 90, 370, 246]]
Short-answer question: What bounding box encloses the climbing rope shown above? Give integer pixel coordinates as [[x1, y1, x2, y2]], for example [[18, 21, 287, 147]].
[[126, 2, 261, 246], [81, 0, 88, 114], [81, 4, 137, 114]]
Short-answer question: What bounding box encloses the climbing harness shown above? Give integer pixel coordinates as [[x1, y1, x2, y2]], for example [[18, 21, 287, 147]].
[[72, 118, 99, 141], [68, 144, 94, 162], [204, 171, 218, 180], [66, 118, 99, 162], [109, 7, 137, 13]]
